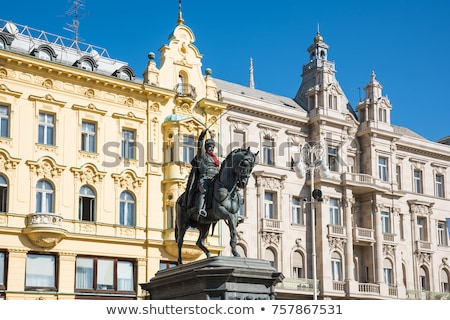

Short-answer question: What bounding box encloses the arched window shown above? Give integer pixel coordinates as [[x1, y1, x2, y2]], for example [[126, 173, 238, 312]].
[[293, 251, 304, 278], [440, 269, 449, 293], [331, 252, 342, 281], [419, 266, 429, 291], [0, 174, 8, 212], [36, 180, 54, 213], [120, 191, 135, 226], [79, 185, 96, 222], [265, 247, 276, 269]]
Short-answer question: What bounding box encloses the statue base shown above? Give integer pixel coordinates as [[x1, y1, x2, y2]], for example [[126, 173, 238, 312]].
[[140, 256, 284, 300]]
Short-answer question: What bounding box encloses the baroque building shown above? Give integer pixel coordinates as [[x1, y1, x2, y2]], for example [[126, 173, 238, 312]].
[[0, 7, 449, 300]]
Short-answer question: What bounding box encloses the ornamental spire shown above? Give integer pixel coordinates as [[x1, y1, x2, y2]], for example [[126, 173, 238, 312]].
[[249, 57, 255, 89], [177, 0, 184, 25]]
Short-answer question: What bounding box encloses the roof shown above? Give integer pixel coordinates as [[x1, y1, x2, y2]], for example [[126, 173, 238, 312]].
[[214, 78, 303, 110], [393, 125, 428, 140]]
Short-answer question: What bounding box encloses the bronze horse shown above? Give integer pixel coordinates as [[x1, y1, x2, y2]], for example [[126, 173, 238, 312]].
[[175, 147, 258, 264]]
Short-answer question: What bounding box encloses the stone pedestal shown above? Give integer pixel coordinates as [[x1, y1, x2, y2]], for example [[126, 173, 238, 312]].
[[140, 256, 284, 300]]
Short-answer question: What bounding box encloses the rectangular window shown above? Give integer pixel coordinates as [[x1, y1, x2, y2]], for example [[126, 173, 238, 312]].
[[329, 198, 340, 225], [413, 169, 423, 194], [378, 157, 388, 182], [383, 268, 393, 285], [38, 112, 55, 145], [167, 205, 174, 229], [183, 136, 195, 163], [293, 267, 303, 278], [291, 196, 303, 224], [381, 211, 391, 233], [233, 131, 245, 149], [238, 191, 245, 218], [264, 192, 275, 219], [331, 258, 342, 281], [81, 121, 96, 153], [0, 252, 5, 289], [396, 165, 402, 189], [122, 129, 136, 159], [262, 137, 275, 165], [328, 147, 338, 172], [417, 217, 427, 241], [0, 179, 7, 213], [436, 174, 444, 198], [159, 261, 177, 270], [75, 257, 135, 293], [25, 254, 56, 290], [0, 105, 10, 138], [438, 221, 448, 246]]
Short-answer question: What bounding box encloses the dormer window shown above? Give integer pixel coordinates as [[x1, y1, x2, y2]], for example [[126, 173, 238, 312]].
[[30, 45, 57, 61], [112, 66, 136, 81], [81, 60, 93, 71], [73, 56, 98, 72]]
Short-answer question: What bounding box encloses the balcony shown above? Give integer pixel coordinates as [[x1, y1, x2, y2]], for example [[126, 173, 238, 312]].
[[261, 218, 282, 232], [353, 227, 375, 244], [327, 224, 346, 238], [174, 83, 197, 99], [415, 240, 434, 253], [383, 232, 396, 244], [22, 212, 67, 248], [341, 172, 386, 194]]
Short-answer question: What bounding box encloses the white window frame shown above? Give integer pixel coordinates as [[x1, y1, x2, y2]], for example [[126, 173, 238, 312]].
[[81, 121, 96, 153], [38, 112, 55, 145]]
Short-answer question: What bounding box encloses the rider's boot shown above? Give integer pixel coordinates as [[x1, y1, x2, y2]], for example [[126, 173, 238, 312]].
[[198, 194, 207, 218]]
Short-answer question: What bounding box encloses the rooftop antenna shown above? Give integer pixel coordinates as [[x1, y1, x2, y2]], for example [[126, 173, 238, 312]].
[[64, 0, 89, 42], [249, 57, 255, 89]]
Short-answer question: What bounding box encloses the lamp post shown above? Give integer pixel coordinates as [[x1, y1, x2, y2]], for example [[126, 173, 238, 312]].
[[293, 141, 330, 300]]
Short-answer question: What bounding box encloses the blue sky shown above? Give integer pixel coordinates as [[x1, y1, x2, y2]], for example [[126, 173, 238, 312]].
[[2, 1, 450, 141]]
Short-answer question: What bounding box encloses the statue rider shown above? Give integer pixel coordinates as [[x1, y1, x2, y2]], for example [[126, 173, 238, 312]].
[[196, 129, 220, 218]]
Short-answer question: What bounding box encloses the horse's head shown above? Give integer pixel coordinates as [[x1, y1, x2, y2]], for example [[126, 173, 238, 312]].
[[232, 147, 258, 189]]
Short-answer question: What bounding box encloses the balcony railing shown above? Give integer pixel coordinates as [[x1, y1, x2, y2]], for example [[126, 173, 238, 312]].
[[407, 290, 450, 300], [23, 212, 67, 248], [353, 227, 375, 243], [261, 218, 282, 232], [327, 224, 346, 237], [416, 240, 433, 253], [383, 232, 396, 243], [174, 83, 197, 99], [358, 282, 380, 294]]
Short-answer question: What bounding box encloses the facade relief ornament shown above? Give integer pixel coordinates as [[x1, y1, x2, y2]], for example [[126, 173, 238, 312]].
[[112, 170, 144, 190], [408, 200, 434, 217], [71, 164, 106, 185], [383, 244, 395, 257], [261, 231, 281, 246], [416, 252, 431, 265], [0, 150, 20, 172], [328, 237, 346, 251], [26, 157, 65, 179]]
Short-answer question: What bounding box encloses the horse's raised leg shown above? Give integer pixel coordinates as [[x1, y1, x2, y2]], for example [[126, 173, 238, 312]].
[[196, 224, 211, 259]]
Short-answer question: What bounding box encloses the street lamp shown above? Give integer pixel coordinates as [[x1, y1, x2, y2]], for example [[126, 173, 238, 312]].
[[293, 141, 330, 300]]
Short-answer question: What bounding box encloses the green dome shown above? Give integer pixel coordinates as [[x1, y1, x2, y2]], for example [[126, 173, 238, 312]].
[[164, 114, 188, 122]]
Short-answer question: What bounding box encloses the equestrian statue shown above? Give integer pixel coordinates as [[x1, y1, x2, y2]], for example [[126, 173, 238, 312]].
[[175, 128, 258, 264]]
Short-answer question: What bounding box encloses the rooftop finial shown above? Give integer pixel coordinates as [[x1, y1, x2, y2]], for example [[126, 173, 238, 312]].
[[249, 57, 255, 89], [177, 0, 184, 25]]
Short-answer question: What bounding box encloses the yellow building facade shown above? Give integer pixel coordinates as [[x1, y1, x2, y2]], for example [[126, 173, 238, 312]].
[[0, 11, 225, 299]]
